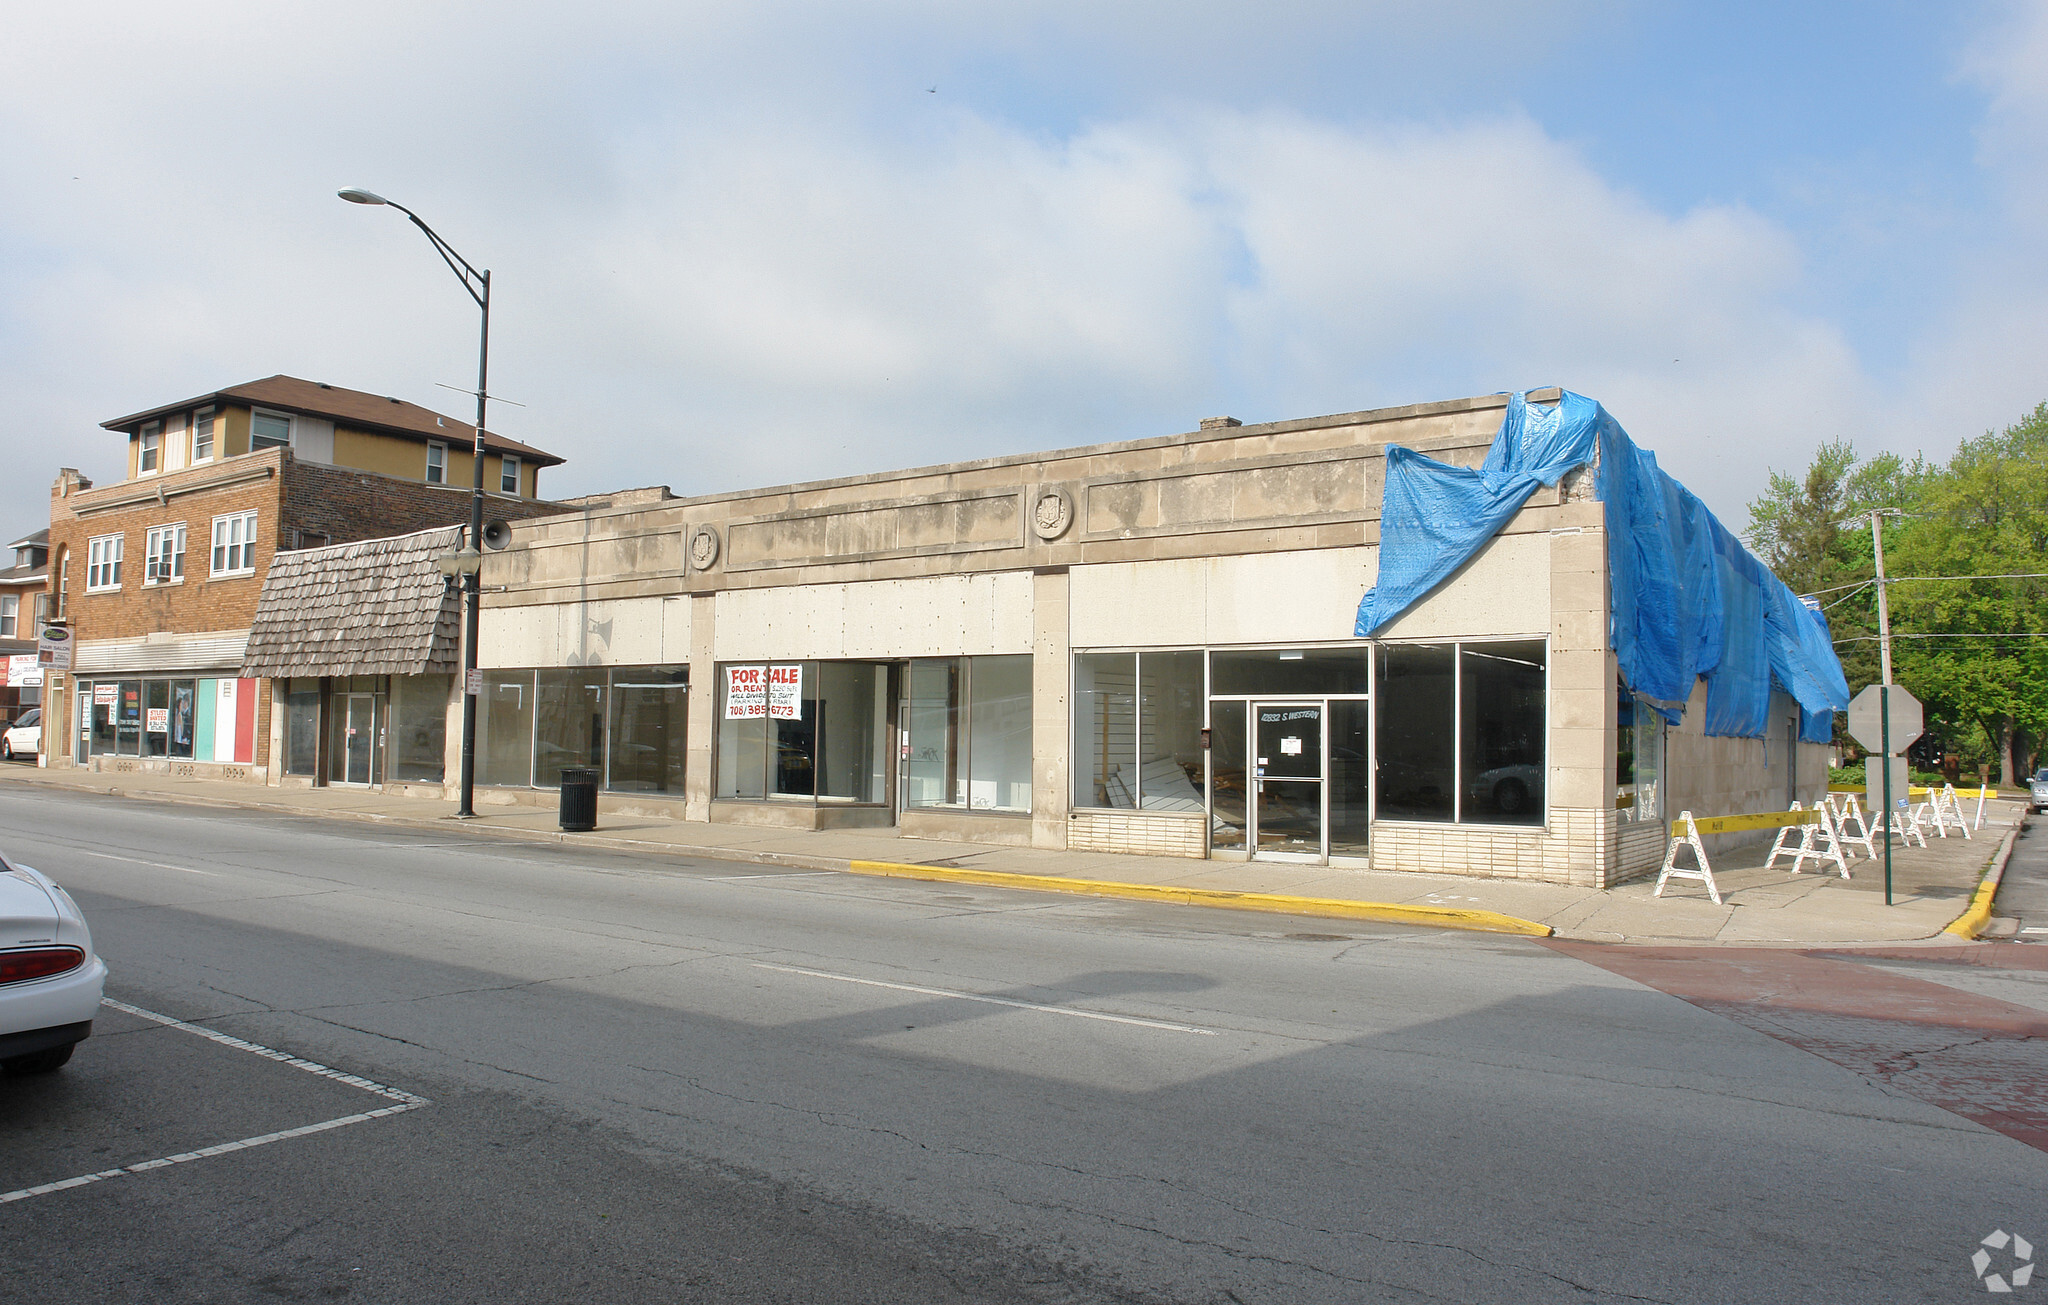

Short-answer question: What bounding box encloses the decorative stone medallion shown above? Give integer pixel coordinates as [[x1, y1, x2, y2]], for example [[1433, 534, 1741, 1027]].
[[688, 526, 721, 571], [1031, 487, 1074, 541]]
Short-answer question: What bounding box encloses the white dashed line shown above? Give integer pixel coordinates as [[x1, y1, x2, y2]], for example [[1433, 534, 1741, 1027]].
[[751, 962, 1217, 1035], [68, 849, 218, 876], [0, 999, 428, 1206]]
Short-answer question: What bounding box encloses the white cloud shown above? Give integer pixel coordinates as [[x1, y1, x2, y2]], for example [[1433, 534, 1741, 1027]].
[[0, 1, 2039, 539]]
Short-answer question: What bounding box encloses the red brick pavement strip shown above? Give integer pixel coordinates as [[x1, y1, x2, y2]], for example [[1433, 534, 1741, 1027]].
[[1544, 941, 2048, 1155]]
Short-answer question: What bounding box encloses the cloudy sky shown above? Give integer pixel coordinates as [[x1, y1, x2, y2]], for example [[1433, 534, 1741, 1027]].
[[4, 1, 2046, 533]]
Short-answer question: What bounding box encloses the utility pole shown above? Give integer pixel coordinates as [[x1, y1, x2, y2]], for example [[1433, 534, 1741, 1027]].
[[1872, 509, 1894, 905]]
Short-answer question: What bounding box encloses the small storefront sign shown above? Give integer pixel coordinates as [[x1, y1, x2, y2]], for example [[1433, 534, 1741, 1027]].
[[6, 654, 41, 688], [36, 626, 73, 671], [725, 664, 804, 720], [146, 708, 170, 734], [94, 684, 118, 706]]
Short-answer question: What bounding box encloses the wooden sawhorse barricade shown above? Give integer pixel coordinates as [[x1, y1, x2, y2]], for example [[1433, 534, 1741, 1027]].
[[1656, 803, 1856, 905]]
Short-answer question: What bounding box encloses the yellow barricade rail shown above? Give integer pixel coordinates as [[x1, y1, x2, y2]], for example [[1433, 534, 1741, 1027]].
[[1828, 785, 2001, 799], [1670, 809, 1822, 838]]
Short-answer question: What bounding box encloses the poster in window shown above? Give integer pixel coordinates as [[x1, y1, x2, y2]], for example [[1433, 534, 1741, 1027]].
[[95, 684, 118, 706], [767, 664, 802, 720], [146, 708, 169, 734], [724, 664, 766, 719]]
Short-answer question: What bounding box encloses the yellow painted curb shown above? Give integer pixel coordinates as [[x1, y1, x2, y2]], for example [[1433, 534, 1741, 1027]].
[[1944, 827, 2018, 939], [847, 860, 1553, 937]]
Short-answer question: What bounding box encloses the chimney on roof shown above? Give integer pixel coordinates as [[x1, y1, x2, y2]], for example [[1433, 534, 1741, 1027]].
[[1199, 416, 1242, 430]]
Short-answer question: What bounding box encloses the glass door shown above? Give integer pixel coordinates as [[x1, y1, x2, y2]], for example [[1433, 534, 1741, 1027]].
[[339, 694, 376, 785], [1252, 701, 1323, 860]]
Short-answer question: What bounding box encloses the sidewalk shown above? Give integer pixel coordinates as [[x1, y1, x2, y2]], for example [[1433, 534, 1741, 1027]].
[[2, 761, 2019, 947]]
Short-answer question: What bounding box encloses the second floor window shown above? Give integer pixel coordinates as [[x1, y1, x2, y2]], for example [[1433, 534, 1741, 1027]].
[[0, 595, 16, 638], [212, 512, 257, 576], [140, 422, 162, 474], [426, 442, 447, 484], [32, 593, 48, 631], [251, 411, 291, 451], [499, 454, 520, 495], [193, 407, 215, 462], [87, 535, 122, 591], [145, 524, 187, 585]]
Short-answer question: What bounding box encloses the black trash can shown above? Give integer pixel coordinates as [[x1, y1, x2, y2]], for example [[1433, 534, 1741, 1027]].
[[558, 768, 599, 832]]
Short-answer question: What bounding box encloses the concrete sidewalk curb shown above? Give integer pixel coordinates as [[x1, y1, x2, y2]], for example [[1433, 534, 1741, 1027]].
[[11, 771, 1555, 937], [1944, 820, 2021, 939], [847, 859, 1556, 936]]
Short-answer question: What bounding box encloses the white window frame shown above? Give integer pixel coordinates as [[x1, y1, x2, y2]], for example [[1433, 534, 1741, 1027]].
[[0, 594, 16, 638], [211, 512, 258, 577], [192, 407, 215, 463], [86, 534, 123, 592], [139, 421, 162, 475], [145, 523, 187, 586], [250, 409, 292, 452], [499, 453, 520, 495], [426, 441, 448, 484]]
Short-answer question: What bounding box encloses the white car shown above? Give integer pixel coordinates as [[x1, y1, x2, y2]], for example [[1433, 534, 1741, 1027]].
[[1, 707, 39, 761], [1, 855, 106, 1074]]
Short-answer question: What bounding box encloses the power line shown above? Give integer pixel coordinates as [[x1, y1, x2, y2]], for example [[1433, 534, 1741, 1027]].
[[1834, 632, 2048, 643], [1802, 571, 2048, 598]]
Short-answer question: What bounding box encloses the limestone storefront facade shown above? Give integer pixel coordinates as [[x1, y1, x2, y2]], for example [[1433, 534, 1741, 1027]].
[[469, 390, 1832, 888]]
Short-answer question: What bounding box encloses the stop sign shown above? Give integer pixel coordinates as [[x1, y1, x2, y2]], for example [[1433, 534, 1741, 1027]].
[[1847, 684, 1922, 753]]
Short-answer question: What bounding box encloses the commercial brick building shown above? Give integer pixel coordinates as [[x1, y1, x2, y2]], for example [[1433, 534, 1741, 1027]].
[[43, 377, 567, 783]]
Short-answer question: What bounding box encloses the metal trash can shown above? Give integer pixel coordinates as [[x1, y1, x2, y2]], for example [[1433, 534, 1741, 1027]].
[[558, 768, 599, 832]]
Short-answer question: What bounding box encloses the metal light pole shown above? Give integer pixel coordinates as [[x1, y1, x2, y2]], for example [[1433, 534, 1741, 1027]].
[[339, 187, 490, 818]]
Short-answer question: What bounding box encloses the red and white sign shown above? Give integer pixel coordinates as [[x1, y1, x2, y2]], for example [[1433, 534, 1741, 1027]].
[[767, 664, 802, 720], [146, 708, 169, 734], [94, 684, 118, 706], [725, 664, 804, 720], [724, 665, 767, 719], [6, 654, 41, 688]]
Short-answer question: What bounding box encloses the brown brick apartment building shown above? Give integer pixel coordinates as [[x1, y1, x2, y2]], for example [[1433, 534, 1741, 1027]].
[[44, 376, 567, 783]]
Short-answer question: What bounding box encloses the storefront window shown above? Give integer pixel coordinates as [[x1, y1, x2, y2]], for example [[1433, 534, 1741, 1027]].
[[144, 681, 170, 757], [391, 675, 450, 783], [284, 679, 321, 776], [1378, 641, 1547, 825], [1211, 648, 1367, 696], [609, 667, 687, 794], [1375, 645, 1455, 821], [117, 681, 142, 756], [479, 671, 535, 786], [1458, 640, 1546, 826], [169, 680, 196, 760], [1209, 701, 1248, 850], [905, 656, 1032, 813], [535, 669, 606, 787], [1617, 681, 1664, 823], [1073, 651, 1205, 812], [815, 662, 886, 803], [1073, 653, 1135, 808], [718, 662, 886, 803]]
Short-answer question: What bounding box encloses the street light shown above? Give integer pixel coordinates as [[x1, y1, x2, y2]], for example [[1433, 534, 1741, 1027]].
[[340, 186, 491, 819]]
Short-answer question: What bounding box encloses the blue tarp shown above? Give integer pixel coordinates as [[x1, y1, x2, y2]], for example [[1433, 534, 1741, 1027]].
[[1354, 390, 1849, 742]]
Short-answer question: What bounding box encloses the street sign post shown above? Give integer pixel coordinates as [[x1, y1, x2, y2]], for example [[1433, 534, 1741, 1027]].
[[1847, 684, 1921, 753], [1847, 683, 1922, 907]]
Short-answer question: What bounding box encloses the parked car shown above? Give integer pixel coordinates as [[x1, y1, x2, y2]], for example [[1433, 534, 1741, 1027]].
[[1, 855, 106, 1075], [2029, 768, 2048, 816], [1, 708, 40, 762], [1467, 762, 1543, 815]]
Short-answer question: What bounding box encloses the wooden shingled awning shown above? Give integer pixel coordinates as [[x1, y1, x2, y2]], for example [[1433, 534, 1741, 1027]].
[[241, 526, 463, 679]]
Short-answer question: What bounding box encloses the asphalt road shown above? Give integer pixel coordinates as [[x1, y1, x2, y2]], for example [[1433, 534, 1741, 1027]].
[[1998, 813, 2048, 940], [1, 786, 2043, 1304]]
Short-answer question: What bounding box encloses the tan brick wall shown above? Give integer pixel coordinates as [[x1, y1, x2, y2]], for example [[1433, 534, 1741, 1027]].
[[1068, 810, 1207, 858]]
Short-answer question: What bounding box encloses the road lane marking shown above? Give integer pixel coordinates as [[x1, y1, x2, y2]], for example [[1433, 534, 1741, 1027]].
[[751, 962, 1217, 1035], [0, 1000, 428, 1206], [707, 871, 842, 881], [67, 849, 219, 876]]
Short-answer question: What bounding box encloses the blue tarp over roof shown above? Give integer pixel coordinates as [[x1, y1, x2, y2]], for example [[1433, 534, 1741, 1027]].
[[1353, 390, 1848, 743]]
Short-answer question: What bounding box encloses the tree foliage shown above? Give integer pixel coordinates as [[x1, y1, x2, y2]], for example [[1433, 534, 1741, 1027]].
[[1744, 403, 2048, 784]]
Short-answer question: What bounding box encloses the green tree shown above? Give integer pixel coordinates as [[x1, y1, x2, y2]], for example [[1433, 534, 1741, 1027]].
[[1885, 403, 2048, 785]]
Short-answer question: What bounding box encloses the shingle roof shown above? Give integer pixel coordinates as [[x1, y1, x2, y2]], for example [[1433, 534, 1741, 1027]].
[[241, 526, 463, 678], [102, 375, 563, 466]]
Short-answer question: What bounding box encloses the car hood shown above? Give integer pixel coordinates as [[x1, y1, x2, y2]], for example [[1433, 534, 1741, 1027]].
[[0, 867, 60, 945]]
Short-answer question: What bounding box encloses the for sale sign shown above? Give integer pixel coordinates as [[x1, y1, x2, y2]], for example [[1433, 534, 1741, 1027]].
[[767, 664, 802, 720], [725, 665, 766, 719]]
